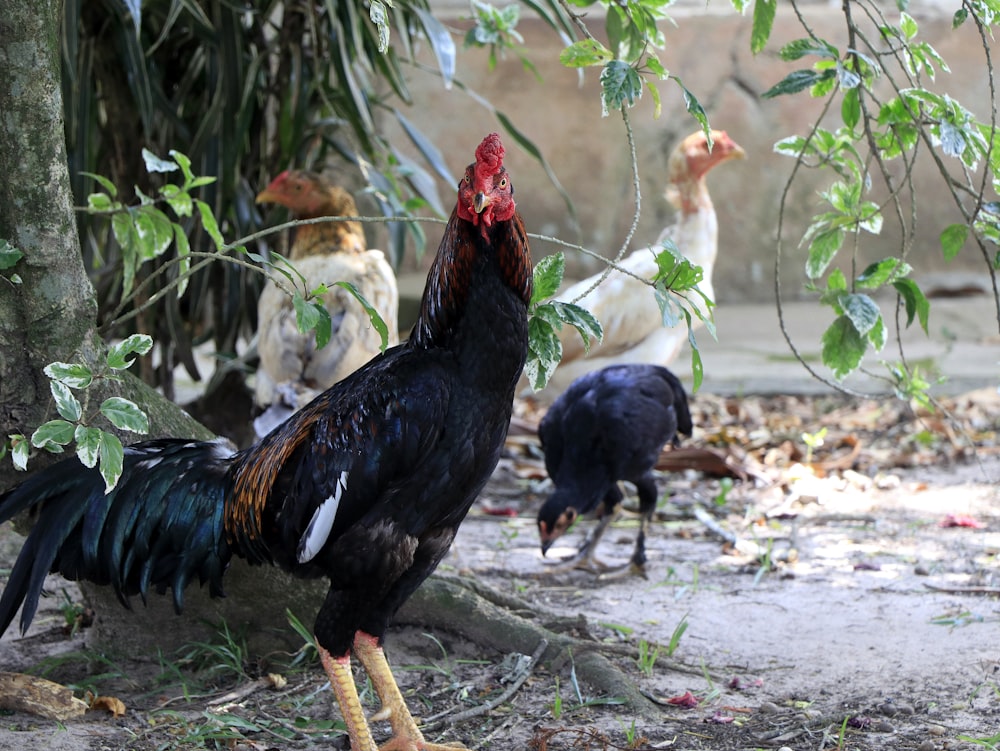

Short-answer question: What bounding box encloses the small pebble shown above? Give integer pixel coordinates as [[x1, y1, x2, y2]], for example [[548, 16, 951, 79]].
[[927, 724, 946, 736], [916, 741, 936, 751], [914, 563, 931, 576], [757, 701, 781, 714], [873, 719, 894, 732]]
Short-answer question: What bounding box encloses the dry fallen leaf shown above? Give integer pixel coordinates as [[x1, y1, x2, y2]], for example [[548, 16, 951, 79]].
[[88, 693, 127, 717]]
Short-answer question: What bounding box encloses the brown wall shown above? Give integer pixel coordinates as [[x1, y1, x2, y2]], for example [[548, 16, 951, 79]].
[[380, 3, 992, 304]]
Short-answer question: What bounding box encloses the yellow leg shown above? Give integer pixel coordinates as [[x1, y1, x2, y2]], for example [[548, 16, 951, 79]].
[[352, 632, 467, 751], [318, 645, 378, 751]]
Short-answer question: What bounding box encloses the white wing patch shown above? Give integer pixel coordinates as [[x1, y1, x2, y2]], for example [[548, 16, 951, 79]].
[[297, 470, 349, 563]]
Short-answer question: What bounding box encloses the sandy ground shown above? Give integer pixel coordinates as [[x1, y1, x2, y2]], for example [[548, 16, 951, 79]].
[[1, 391, 999, 750]]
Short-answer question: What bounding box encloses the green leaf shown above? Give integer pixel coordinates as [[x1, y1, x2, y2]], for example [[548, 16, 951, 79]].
[[293, 292, 321, 333], [762, 69, 836, 99], [142, 147, 179, 173], [74, 425, 102, 469], [10, 434, 29, 471], [100, 397, 150, 434], [953, 7, 968, 27], [134, 207, 174, 259], [80, 171, 118, 198], [559, 39, 613, 68], [161, 184, 194, 218], [600, 61, 643, 116], [531, 253, 565, 304], [524, 317, 562, 391], [369, 0, 389, 53], [939, 223, 968, 260], [44, 362, 93, 389], [653, 244, 705, 290], [51, 380, 82, 422], [98, 432, 125, 493], [841, 87, 860, 129], [31, 420, 75, 451], [106, 333, 154, 370], [822, 316, 866, 380], [195, 200, 225, 250], [170, 150, 196, 185], [541, 300, 603, 352], [839, 293, 881, 336], [334, 281, 391, 352], [0, 239, 23, 270], [899, 12, 918, 39], [687, 325, 704, 393], [751, 0, 777, 55], [779, 38, 838, 61], [855, 258, 912, 289], [892, 278, 930, 332], [174, 225, 191, 298], [674, 78, 710, 137], [805, 228, 845, 279], [87, 192, 115, 212]]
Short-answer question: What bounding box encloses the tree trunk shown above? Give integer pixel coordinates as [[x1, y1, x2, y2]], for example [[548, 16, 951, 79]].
[[0, 0, 211, 494]]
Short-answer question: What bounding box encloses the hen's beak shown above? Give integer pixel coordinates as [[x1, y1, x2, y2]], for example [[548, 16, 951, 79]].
[[473, 192, 491, 214], [255, 189, 280, 205]]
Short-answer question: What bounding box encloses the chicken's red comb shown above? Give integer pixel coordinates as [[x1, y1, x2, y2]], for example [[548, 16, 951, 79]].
[[474, 133, 505, 186]]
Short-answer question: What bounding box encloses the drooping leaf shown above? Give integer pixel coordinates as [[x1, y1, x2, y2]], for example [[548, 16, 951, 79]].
[[751, 0, 777, 55], [821, 315, 866, 380], [805, 227, 845, 279], [539, 300, 603, 352], [50, 381, 82, 422], [893, 278, 931, 333], [74, 425, 102, 468], [524, 317, 563, 391], [98, 432, 125, 493], [939, 223, 968, 260], [293, 292, 321, 333], [10, 434, 29, 471], [334, 281, 390, 351]]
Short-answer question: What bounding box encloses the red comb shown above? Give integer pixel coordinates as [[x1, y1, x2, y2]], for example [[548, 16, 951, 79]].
[[474, 133, 505, 186]]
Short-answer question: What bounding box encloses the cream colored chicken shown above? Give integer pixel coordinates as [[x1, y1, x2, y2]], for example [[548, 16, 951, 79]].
[[532, 130, 744, 400], [254, 170, 399, 436]]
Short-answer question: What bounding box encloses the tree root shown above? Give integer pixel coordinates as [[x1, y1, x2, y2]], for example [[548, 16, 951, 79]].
[[396, 575, 662, 720]]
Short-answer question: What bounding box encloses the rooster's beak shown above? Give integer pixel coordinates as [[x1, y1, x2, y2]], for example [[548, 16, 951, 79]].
[[473, 192, 491, 214]]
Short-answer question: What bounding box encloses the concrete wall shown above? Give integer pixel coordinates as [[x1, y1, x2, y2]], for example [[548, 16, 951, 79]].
[[380, 2, 993, 304]]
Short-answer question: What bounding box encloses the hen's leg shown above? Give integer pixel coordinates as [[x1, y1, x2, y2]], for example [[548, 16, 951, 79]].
[[318, 646, 378, 751], [598, 475, 658, 581], [353, 632, 467, 751]]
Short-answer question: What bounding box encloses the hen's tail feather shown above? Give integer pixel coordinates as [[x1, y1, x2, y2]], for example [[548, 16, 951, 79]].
[[0, 438, 236, 636]]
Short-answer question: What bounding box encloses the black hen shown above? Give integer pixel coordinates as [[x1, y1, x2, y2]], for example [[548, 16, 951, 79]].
[[536, 364, 692, 576], [0, 133, 532, 751]]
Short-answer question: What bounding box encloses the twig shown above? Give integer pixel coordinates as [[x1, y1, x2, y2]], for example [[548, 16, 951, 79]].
[[924, 583, 1000, 596], [422, 638, 549, 729]]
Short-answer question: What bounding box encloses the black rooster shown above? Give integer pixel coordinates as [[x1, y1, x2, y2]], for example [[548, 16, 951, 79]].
[[536, 364, 692, 576], [0, 133, 532, 751]]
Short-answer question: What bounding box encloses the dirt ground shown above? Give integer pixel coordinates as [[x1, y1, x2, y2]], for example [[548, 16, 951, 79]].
[[1, 390, 999, 751]]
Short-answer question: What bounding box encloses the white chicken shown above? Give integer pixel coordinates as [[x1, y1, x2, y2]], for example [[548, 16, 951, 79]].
[[253, 170, 399, 436], [531, 129, 744, 400]]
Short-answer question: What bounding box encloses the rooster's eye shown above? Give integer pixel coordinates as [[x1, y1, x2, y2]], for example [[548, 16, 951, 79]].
[[499, 177, 508, 189]]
